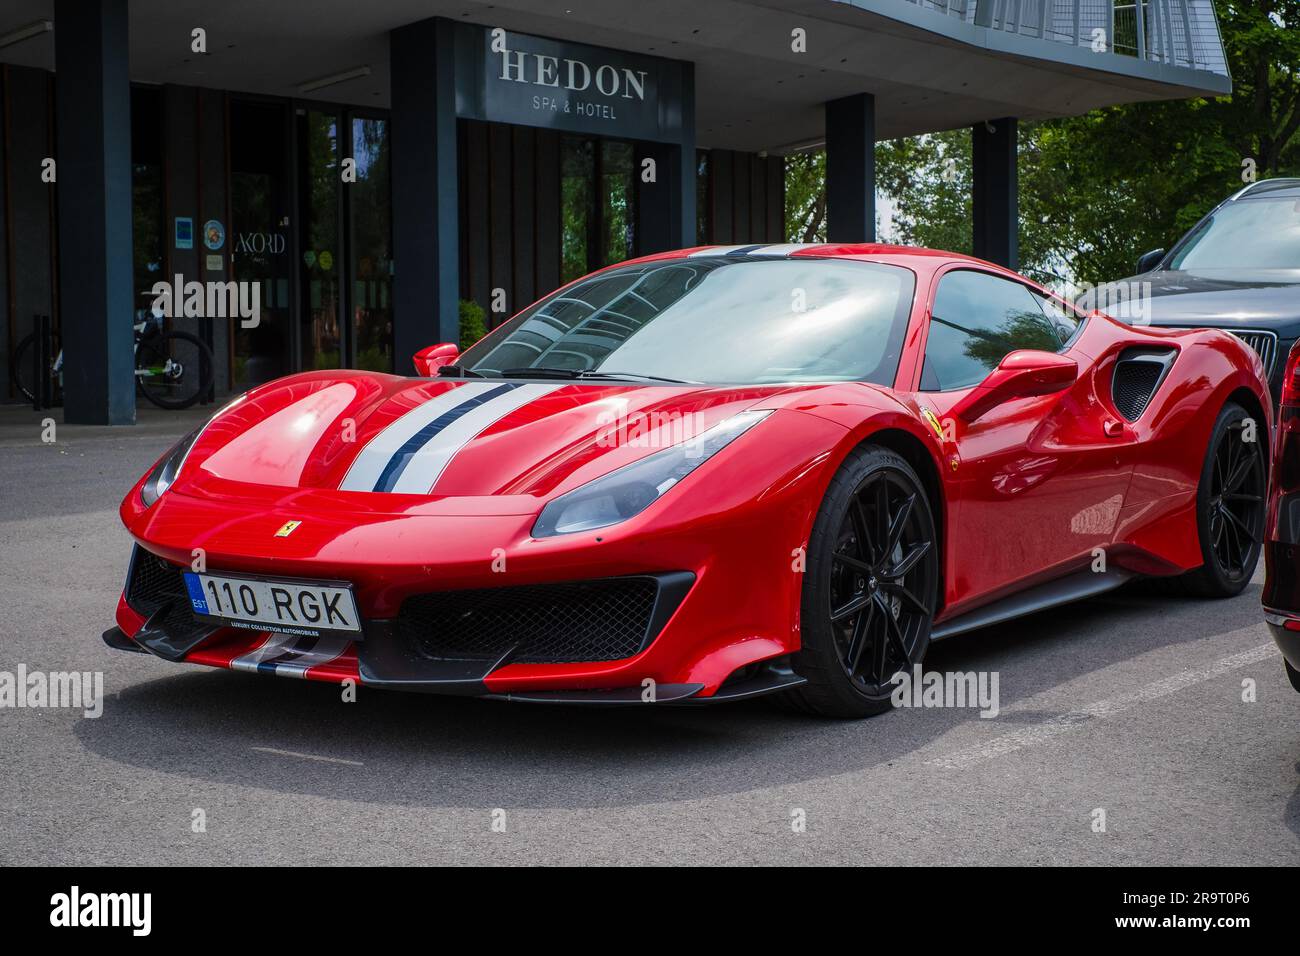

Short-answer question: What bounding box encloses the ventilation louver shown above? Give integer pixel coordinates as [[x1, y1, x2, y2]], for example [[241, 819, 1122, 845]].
[[1112, 348, 1176, 422]]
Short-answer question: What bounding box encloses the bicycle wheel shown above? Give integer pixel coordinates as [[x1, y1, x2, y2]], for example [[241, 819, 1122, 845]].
[[10, 331, 62, 405], [136, 330, 213, 410]]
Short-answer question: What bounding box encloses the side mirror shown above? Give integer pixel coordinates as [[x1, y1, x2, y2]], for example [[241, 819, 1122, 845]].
[[950, 350, 1078, 423], [1135, 248, 1166, 274], [413, 342, 460, 376]]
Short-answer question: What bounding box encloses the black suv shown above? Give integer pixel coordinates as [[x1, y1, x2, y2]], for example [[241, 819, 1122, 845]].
[[1116, 177, 1300, 405]]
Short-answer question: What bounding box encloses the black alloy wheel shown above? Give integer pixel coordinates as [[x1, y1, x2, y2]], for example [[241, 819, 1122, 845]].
[[828, 469, 936, 697], [1206, 414, 1266, 581], [783, 446, 939, 718], [1178, 401, 1267, 598]]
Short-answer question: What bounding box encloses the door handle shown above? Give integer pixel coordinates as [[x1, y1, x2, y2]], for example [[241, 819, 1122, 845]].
[[1103, 418, 1125, 438]]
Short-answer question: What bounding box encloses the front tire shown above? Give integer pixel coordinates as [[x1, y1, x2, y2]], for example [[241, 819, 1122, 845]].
[[783, 446, 939, 718], [1178, 401, 1266, 598]]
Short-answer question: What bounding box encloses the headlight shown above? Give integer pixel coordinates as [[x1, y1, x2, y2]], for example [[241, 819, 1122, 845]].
[[138, 394, 248, 508], [532, 410, 771, 537], [140, 427, 203, 507]]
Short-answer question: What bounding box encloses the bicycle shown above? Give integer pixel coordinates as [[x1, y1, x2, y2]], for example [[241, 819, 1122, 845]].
[[10, 313, 215, 410]]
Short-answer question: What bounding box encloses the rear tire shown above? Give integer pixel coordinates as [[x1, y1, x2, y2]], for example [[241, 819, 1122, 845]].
[[1176, 401, 1266, 598], [781, 446, 939, 718]]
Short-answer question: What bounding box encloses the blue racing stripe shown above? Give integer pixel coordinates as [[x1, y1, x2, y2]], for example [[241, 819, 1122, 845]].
[[255, 635, 318, 674], [372, 382, 520, 492]]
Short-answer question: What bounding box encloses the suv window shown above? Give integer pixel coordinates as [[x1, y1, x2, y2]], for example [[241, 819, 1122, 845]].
[[920, 271, 1063, 391], [1168, 196, 1300, 270]]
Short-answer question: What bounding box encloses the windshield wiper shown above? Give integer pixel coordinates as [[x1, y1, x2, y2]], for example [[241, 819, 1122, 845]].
[[435, 364, 486, 378], [499, 367, 695, 384]]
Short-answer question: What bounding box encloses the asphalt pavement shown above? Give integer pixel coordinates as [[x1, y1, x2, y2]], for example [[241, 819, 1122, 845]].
[[0, 403, 1297, 865]]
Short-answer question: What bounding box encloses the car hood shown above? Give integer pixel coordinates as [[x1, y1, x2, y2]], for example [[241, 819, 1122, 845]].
[[1111, 268, 1300, 328], [177, 371, 820, 507]]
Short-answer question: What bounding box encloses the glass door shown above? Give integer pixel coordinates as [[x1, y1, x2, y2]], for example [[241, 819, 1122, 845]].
[[229, 99, 293, 389], [559, 135, 636, 284], [349, 116, 393, 372], [299, 108, 344, 370]]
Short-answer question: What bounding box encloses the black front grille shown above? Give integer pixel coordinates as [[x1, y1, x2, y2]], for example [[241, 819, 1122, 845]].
[[125, 547, 205, 637], [1112, 349, 1175, 421], [398, 576, 667, 664]]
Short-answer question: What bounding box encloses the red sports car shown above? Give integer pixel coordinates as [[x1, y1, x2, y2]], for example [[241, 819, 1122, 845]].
[[105, 244, 1271, 717]]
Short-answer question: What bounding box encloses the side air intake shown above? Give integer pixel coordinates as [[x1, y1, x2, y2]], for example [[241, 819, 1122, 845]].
[[1112, 348, 1176, 422]]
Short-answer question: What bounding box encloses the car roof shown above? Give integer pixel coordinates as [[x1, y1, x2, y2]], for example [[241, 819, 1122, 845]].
[[1232, 177, 1300, 201], [635, 242, 1019, 276]]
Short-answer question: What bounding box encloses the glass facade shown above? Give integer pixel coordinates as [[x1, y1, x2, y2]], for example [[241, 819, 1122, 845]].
[[230, 99, 293, 390], [559, 135, 636, 285], [349, 117, 393, 373], [129, 87, 164, 322], [299, 108, 343, 371], [560, 136, 595, 285], [115, 95, 736, 392]]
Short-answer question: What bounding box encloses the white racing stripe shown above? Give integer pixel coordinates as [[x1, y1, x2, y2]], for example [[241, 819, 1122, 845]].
[[686, 245, 761, 257], [229, 633, 296, 674], [230, 633, 352, 679], [925, 641, 1277, 770], [686, 243, 824, 258], [339, 382, 499, 492], [744, 243, 825, 256], [389, 383, 562, 494]]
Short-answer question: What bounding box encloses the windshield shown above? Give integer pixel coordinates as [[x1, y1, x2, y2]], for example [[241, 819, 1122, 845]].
[[1169, 197, 1300, 270], [456, 256, 916, 386]]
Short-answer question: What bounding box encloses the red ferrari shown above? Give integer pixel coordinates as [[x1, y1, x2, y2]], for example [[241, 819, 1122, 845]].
[[105, 244, 1271, 717]]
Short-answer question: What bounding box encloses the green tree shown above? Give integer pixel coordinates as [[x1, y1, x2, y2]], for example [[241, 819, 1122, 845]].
[[876, 131, 973, 256], [784, 151, 827, 241]]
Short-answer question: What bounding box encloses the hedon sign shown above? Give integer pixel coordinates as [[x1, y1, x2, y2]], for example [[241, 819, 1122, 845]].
[[466, 27, 684, 143]]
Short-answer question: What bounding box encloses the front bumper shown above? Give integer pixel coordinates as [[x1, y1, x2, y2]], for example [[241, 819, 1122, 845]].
[[102, 608, 807, 705]]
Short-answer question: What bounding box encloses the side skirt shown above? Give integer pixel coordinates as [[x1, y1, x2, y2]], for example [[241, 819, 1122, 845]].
[[931, 567, 1135, 641]]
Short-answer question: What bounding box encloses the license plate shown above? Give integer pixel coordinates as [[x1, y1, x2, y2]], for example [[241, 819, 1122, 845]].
[[182, 571, 361, 638]]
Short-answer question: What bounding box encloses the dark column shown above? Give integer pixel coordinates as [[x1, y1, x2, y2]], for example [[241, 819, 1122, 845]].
[[825, 93, 875, 243], [973, 117, 1019, 269], [636, 62, 696, 252], [55, 0, 135, 424], [2, 67, 57, 403], [390, 17, 459, 362]]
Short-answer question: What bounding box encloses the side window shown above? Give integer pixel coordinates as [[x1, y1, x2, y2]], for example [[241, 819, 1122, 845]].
[[1033, 291, 1083, 344], [920, 271, 1063, 391]]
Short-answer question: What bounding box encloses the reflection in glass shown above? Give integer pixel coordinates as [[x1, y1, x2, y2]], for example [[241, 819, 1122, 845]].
[[601, 141, 634, 266], [561, 137, 594, 284], [301, 110, 341, 370], [920, 270, 1063, 391], [1169, 198, 1300, 270], [350, 117, 393, 373], [130, 87, 164, 322], [230, 100, 291, 389], [460, 257, 915, 386]]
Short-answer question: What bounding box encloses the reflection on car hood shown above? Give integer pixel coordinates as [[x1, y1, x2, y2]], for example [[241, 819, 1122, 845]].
[[181, 372, 812, 500], [1109, 268, 1300, 329]]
